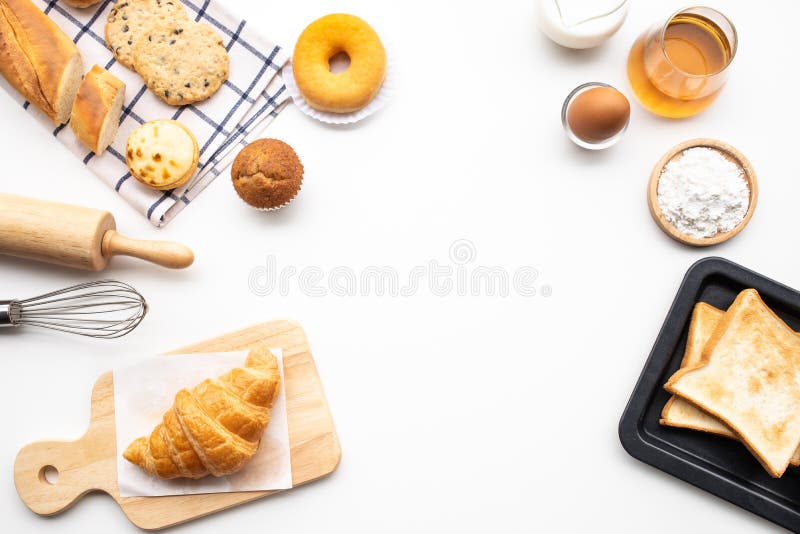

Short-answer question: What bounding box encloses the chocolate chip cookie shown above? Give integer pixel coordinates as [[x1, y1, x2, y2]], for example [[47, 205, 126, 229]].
[[105, 0, 188, 70], [133, 20, 230, 106]]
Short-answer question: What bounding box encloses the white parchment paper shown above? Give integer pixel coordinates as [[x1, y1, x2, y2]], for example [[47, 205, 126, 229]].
[[114, 350, 292, 497], [282, 40, 396, 125]]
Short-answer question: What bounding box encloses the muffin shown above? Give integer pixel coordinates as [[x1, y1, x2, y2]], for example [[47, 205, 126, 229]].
[[231, 139, 304, 210], [126, 119, 199, 190]]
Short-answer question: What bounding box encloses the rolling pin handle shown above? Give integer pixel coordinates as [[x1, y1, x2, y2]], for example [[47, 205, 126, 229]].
[[101, 230, 194, 269]]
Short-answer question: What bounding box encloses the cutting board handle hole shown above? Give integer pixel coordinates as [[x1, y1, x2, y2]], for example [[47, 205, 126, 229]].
[[38, 465, 58, 485]]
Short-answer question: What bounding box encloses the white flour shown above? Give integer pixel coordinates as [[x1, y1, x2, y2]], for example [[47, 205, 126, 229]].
[[656, 147, 750, 239]]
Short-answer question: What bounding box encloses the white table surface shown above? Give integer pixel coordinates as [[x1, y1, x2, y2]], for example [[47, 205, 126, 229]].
[[0, 0, 793, 532]]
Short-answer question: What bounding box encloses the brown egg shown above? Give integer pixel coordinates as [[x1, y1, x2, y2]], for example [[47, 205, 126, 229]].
[[566, 86, 630, 143]]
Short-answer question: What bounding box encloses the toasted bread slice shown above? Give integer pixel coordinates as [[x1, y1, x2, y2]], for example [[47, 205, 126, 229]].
[[662, 301, 800, 466], [666, 289, 800, 477], [660, 303, 737, 438]]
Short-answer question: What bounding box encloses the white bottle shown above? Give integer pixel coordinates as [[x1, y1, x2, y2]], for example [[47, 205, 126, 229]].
[[536, 0, 629, 49]]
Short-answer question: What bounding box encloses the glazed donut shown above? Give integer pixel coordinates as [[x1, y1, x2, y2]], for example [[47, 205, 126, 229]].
[[292, 14, 386, 113]]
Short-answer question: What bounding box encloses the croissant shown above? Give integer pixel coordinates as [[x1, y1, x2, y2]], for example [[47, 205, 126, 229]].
[[123, 346, 282, 479]]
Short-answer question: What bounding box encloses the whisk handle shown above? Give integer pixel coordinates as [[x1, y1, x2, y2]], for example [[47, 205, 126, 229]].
[[0, 300, 20, 326], [101, 230, 194, 269]]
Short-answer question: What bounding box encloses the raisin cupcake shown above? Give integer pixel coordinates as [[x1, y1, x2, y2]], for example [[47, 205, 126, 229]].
[[230, 139, 304, 210]]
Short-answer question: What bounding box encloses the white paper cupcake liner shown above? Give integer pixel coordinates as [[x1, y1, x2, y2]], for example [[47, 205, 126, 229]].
[[257, 179, 303, 211], [282, 40, 396, 125], [234, 175, 303, 212]]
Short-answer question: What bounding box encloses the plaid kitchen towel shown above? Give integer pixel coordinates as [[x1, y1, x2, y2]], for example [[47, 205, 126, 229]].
[[0, 0, 290, 226]]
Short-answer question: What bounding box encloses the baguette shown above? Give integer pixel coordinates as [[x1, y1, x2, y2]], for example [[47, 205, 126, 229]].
[[70, 65, 125, 155], [0, 0, 82, 124]]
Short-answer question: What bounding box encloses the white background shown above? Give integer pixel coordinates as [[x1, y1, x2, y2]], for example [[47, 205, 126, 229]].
[[0, 0, 794, 532]]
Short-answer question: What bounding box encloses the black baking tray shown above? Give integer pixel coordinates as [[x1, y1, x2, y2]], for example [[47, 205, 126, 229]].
[[619, 256, 800, 531]]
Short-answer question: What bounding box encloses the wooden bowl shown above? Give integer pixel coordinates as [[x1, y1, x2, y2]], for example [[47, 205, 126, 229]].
[[647, 138, 758, 247]]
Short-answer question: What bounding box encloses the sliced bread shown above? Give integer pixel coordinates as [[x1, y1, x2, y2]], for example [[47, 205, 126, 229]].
[[660, 303, 737, 437], [666, 289, 800, 477], [70, 65, 125, 155], [663, 301, 800, 467]]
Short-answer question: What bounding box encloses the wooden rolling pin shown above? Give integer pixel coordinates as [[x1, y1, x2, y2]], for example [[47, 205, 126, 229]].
[[0, 193, 194, 270]]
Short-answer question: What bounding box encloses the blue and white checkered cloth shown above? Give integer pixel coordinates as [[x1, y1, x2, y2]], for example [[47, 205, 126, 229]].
[[0, 0, 290, 226]]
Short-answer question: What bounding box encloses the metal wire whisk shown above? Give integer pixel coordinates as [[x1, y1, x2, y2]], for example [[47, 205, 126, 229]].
[[0, 280, 147, 338]]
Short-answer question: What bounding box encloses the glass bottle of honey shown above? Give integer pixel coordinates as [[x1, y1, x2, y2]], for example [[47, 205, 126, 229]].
[[627, 7, 737, 118]]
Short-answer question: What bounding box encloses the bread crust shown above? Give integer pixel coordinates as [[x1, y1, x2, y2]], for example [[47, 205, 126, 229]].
[[70, 65, 125, 154], [0, 0, 82, 124], [660, 397, 738, 438]]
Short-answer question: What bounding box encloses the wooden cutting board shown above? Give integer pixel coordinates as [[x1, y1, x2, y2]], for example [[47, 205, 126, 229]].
[[13, 320, 341, 530]]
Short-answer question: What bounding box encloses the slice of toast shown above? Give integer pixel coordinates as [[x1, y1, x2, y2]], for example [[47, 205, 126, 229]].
[[660, 303, 737, 438], [662, 301, 800, 466], [666, 289, 800, 477]]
